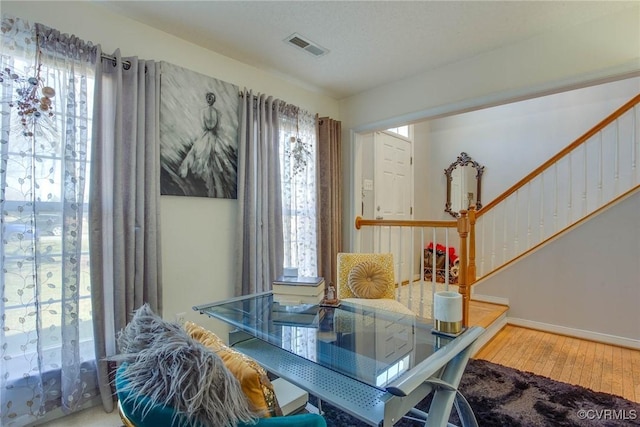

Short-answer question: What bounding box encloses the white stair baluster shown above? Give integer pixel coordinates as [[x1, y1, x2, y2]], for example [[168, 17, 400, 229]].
[[567, 153, 573, 226], [514, 190, 520, 259], [431, 227, 437, 311], [527, 181, 532, 250], [553, 163, 559, 233], [583, 144, 588, 217], [420, 228, 425, 317], [539, 174, 545, 243], [598, 131, 603, 207], [615, 118, 620, 196], [502, 201, 508, 265], [397, 226, 403, 303], [633, 105, 638, 186]]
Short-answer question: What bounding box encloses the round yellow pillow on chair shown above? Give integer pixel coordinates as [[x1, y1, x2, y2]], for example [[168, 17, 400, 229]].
[[348, 261, 391, 299]]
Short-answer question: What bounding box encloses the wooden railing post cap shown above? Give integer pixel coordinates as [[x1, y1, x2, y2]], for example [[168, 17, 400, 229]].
[[457, 210, 469, 234], [467, 206, 477, 221]]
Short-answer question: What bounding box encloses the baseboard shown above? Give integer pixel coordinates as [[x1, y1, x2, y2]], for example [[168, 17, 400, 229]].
[[508, 317, 640, 350], [470, 293, 509, 306], [30, 396, 107, 426]]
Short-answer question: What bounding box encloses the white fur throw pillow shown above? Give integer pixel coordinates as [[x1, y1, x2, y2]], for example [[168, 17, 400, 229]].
[[116, 303, 183, 355], [116, 304, 257, 427]]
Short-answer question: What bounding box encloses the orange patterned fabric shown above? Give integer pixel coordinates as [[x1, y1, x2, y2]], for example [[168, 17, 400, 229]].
[[184, 322, 283, 417]]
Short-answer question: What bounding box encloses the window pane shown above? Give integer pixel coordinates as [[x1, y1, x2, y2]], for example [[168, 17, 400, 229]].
[[279, 108, 317, 277], [1, 53, 95, 382], [387, 125, 409, 138]]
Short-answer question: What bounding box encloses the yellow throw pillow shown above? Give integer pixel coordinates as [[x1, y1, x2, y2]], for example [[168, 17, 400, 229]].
[[337, 253, 396, 300], [348, 261, 391, 299], [184, 322, 282, 418]]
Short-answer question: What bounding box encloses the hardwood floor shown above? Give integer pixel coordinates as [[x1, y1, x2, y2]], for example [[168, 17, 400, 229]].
[[427, 299, 639, 403], [467, 299, 509, 328], [474, 324, 640, 403]]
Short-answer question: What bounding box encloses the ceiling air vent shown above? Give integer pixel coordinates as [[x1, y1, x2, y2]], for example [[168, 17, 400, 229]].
[[284, 33, 329, 57]]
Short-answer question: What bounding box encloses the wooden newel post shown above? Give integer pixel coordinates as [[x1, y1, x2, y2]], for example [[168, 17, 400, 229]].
[[457, 210, 470, 328], [467, 207, 477, 285]]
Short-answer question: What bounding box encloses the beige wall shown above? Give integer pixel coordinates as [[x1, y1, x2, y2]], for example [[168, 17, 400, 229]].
[[474, 191, 640, 346], [411, 78, 640, 345], [6, 1, 639, 343], [339, 5, 640, 248], [3, 1, 340, 338], [424, 77, 640, 220], [339, 5, 640, 132]]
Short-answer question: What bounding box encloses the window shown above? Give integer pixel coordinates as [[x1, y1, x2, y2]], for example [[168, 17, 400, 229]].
[[386, 125, 409, 138], [278, 106, 318, 359], [1, 51, 94, 405], [279, 107, 317, 277]]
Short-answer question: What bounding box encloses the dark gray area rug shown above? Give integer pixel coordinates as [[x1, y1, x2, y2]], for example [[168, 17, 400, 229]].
[[314, 359, 640, 426]]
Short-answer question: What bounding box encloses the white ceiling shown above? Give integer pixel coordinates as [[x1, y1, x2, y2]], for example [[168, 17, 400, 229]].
[[97, 1, 635, 100]]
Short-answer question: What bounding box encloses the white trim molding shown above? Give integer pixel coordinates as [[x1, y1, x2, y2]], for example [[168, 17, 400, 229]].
[[508, 317, 640, 350], [470, 293, 509, 306]]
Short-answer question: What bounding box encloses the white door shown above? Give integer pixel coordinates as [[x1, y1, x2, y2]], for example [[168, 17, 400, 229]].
[[374, 131, 413, 283]]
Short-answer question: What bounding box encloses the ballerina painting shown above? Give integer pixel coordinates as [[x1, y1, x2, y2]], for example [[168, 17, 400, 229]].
[[159, 62, 239, 198]]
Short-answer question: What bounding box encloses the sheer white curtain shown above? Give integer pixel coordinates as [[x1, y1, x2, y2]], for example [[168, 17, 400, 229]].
[[278, 106, 318, 359], [279, 105, 318, 277], [0, 17, 99, 425]]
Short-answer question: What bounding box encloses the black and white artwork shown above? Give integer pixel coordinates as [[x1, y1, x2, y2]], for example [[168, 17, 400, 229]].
[[159, 62, 239, 198]]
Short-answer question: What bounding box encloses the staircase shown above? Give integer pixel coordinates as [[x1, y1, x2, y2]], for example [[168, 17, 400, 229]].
[[473, 93, 640, 281], [470, 93, 640, 349], [354, 92, 640, 349]]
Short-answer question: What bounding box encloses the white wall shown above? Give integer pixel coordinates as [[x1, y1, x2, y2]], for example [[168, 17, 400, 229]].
[[412, 123, 431, 220], [475, 191, 640, 345], [340, 5, 640, 248], [339, 5, 640, 132], [424, 77, 640, 220], [3, 1, 340, 338], [413, 78, 640, 344], [7, 1, 638, 342]]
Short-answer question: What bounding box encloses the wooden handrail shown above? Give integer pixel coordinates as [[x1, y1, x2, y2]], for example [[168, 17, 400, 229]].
[[355, 216, 457, 229], [478, 93, 640, 217], [353, 93, 640, 326], [354, 211, 474, 328]]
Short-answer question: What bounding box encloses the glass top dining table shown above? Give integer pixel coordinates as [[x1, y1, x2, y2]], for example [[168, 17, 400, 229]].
[[194, 292, 463, 391], [195, 292, 484, 427]]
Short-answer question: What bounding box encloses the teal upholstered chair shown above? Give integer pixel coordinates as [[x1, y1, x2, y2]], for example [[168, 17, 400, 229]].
[[116, 365, 326, 427]]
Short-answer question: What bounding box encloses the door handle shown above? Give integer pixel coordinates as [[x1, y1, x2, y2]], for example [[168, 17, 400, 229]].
[[376, 216, 384, 220]]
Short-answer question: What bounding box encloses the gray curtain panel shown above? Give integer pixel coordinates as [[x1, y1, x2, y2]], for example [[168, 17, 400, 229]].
[[89, 50, 163, 411], [236, 91, 284, 295], [317, 117, 343, 289]]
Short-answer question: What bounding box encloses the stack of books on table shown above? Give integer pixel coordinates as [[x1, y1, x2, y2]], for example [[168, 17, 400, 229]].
[[272, 276, 325, 305], [271, 303, 321, 327]]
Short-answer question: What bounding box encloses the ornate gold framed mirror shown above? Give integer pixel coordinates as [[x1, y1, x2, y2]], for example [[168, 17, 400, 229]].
[[444, 152, 484, 218]]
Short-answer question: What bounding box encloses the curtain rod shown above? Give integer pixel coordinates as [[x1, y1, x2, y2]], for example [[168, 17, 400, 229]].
[[238, 91, 282, 110], [100, 53, 131, 70]]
